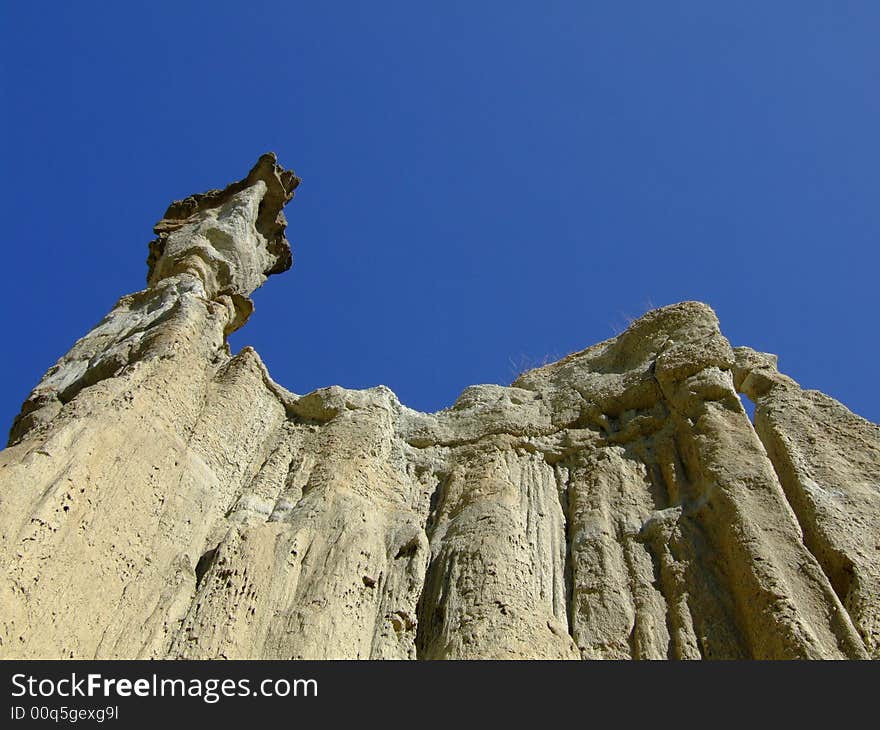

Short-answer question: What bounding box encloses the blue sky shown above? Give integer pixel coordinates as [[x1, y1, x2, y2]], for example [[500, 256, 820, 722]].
[[1, 2, 878, 430]]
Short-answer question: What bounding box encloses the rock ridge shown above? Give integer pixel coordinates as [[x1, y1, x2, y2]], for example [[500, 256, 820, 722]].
[[1, 156, 877, 659]]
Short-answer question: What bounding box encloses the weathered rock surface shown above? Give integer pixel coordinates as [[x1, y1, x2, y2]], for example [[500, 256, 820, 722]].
[[1, 155, 877, 659]]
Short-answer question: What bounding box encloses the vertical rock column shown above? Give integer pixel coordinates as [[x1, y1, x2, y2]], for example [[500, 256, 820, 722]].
[[735, 347, 880, 657], [652, 314, 867, 659], [415, 439, 578, 659], [0, 154, 299, 658]]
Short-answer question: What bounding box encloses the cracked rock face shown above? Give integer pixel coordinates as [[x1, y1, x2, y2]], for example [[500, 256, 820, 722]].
[[1, 156, 877, 659]]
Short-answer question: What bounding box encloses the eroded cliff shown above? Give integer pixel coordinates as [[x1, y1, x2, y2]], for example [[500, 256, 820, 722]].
[[1, 155, 877, 659]]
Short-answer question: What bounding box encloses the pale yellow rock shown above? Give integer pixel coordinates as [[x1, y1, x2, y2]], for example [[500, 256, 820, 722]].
[[0, 156, 876, 659], [735, 347, 880, 657]]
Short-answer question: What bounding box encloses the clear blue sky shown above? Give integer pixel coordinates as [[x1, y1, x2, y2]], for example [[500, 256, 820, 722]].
[[2, 2, 878, 430]]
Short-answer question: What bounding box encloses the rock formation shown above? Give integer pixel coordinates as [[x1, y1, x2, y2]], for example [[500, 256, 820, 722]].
[[1, 155, 877, 659]]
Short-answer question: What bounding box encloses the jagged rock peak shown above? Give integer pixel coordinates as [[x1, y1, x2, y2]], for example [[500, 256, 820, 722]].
[[146, 153, 300, 297]]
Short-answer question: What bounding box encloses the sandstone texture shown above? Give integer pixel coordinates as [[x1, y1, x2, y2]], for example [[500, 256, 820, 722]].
[[1, 155, 877, 659]]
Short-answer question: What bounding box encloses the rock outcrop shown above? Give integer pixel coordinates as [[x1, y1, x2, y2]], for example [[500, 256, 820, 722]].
[[1, 155, 877, 659]]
